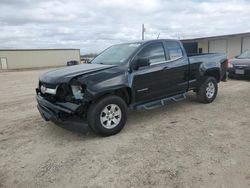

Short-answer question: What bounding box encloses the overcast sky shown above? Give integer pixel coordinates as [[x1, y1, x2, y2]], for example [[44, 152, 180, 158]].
[[1, 0, 250, 54]]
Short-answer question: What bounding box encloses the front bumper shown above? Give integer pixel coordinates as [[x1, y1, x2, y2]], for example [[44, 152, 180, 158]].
[[228, 67, 250, 79], [36, 94, 89, 133]]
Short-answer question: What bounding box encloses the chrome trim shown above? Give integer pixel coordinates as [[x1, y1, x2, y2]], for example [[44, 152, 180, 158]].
[[137, 88, 149, 92], [151, 56, 183, 65], [234, 64, 249, 67], [45, 88, 57, 95], [41, 85, 57, 95]]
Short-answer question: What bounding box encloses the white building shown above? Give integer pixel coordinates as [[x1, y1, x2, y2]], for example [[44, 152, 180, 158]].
[[0, 49, 80, 70]]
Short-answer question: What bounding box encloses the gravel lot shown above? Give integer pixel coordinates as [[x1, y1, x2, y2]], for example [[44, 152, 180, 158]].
[[0, 69, 250, 188]]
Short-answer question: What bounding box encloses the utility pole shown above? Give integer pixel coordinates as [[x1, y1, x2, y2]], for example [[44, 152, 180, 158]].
[[142, 24, 145, 40], [157, 33, 160, 39]]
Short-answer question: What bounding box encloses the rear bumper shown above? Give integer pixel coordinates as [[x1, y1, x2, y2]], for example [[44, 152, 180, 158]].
[[36, 94, 89, 132]]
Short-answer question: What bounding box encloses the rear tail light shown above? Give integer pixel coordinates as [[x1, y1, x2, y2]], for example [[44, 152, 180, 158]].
[[225, 59, 229, 69]]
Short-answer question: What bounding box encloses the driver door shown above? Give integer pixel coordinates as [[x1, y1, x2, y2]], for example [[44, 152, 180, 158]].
[[131, 42, 168, 103]]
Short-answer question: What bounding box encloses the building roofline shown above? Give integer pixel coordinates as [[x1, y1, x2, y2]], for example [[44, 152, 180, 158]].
[[181, 32, 250, 42], [111, 39, 180, 46], [0, 48, 80, 51], [110, 39, 179, 44]]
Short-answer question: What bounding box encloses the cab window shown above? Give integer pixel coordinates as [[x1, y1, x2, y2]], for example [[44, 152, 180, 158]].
[[166, 41, 183, 60], [137, 43, 166, 64]]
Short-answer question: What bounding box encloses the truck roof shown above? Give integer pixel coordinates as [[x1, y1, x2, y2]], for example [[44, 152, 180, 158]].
[[119, 39, 180, 45]]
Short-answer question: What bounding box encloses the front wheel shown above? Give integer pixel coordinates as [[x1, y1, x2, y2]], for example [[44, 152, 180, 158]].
[[87, 95, 128, 136], [197, 76, 218, 104]]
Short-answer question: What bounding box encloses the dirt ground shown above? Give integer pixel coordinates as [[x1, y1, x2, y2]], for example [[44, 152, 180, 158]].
[[0, 69, 249, 188]]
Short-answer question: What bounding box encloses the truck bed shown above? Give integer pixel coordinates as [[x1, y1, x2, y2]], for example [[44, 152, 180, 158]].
[[188, 53, 228, 81], [188, 53, 227, 64]]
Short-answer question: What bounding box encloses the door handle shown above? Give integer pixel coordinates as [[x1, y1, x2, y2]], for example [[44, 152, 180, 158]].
[[163, 66, 169, 70]]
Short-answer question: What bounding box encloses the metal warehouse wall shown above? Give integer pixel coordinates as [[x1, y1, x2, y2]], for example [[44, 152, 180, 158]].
[[0, 49, 80, 69], [182, 33, 250, 59], [198, 37, 242, 58]]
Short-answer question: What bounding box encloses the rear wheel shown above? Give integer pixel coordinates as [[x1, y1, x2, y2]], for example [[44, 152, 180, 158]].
[[87, 95, 127, 136], [197, 76, 218, 103]]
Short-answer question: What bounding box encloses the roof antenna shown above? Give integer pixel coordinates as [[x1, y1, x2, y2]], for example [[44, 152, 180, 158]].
[[157, 33, 160, 39]]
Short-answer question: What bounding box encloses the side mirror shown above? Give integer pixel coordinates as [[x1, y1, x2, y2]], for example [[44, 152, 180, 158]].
[[235, 55, 239, 58], [132, 58, 150, 70]]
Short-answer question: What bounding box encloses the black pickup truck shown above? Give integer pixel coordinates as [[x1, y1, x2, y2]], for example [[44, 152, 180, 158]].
[[36, 39, 228, 136]]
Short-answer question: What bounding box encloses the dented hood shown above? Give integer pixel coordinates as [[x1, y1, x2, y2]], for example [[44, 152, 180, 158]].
[[39, 63, 115, 83]]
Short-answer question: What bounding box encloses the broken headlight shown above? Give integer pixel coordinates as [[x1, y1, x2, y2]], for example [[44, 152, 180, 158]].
[[71, 85, 85, 100]]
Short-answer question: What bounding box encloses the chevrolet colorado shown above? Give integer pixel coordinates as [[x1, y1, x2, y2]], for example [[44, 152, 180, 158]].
[[36, 39, 228, 136]]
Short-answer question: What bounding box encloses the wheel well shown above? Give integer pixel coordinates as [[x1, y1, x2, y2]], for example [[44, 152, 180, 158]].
[[205, 69, 220, 82], [114, 87, 131, 105], [93, 87, 131, 105]]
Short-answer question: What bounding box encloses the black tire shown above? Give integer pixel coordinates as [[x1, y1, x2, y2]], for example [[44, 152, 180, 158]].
[[228, 74, 234, 79], [197, 76, 218, 104], [87, 95, 128, 136]]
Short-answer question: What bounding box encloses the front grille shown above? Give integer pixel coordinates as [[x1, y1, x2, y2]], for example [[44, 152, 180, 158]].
[[38, 82, 79, 103], [39, 81, 57, 89], [38, 81, 58, 102], [234, 65, 250, 69], [41, 93, 57, 102]]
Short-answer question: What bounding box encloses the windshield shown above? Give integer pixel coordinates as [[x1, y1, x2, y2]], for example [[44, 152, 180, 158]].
[[92, 43, 141, 65], [237, 50, 250, 59]]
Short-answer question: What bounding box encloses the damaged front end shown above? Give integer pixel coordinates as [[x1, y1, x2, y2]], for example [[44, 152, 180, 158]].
[[36, 79, 90, 131]]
